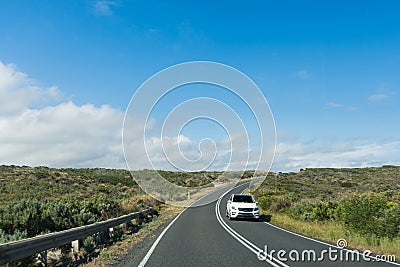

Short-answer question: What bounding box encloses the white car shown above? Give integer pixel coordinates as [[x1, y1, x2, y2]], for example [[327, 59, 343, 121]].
[[226, 194, 259, 220]]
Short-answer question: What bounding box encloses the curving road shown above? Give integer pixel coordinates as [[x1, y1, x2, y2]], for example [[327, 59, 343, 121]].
[[134, 181, 398, 267]]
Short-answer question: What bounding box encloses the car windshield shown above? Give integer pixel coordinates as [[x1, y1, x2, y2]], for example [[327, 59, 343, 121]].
[[233, 195, 254, 203]]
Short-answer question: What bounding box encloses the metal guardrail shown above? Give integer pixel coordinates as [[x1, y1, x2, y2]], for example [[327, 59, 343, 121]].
[[0, 207, 153, 264]]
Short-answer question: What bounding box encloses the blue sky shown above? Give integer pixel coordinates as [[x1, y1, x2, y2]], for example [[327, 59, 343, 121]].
[[0, 1, 399, 171]]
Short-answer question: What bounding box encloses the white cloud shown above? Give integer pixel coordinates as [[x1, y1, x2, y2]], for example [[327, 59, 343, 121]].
[[294, 69, 312, 80], [92, 0, 119, 16], [368, 89, 396, 102], [0, 61, 125, 168], [325, 102, 358, 112], [0, 61, 61, 115], [0, 102, 125, 168], [326, 102, 343, 108], [123, 127, 254, 172], [277, 131, 298, 143], [368, 93, 389, 102], [1, 61, 398, 172], [272, 139, 400, 172]]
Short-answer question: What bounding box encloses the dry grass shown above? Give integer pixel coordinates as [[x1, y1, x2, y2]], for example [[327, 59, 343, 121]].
[[264, 211, 400, 258], [82, 204, 183, 267]]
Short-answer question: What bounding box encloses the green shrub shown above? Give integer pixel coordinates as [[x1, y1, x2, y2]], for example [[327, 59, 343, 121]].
[[337, 193, 400, 240], [310, 202, 337, 221], [258, 195, 275, 210], [289, 201, 314, 220], [0, 229, 27, 243], [82, 235, 96, 254], [270, 198, 292, 212], [288, 201, 338, 221], [0, 196, 123, 240]]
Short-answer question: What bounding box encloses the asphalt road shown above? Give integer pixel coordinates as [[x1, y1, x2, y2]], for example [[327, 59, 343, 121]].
[[136, 181, 398, 267]]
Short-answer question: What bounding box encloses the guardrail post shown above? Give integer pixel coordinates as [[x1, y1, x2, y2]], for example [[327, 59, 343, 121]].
[[71, 240, 80, 253], [109, 227, 114, 238]]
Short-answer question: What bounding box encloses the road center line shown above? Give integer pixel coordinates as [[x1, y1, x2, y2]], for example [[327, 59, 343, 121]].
[[138, 183, 237, 266], [215, 183, 289, 267]]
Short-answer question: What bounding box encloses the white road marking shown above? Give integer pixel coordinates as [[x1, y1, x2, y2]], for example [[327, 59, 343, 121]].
[[215, 183, 289, 267], [138, 183, 237, 266], [138, 208, 187, 267], [262, 220, 400, 266], [139, 179, 398, 267], [240, 180, 399, 266]]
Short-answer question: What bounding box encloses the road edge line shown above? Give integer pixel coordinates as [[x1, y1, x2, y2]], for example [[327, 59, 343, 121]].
[[138, 183, 237, 266], [138, 208, 187, 267], [261, 219, 400, 266], [215, 183, 289, 267]]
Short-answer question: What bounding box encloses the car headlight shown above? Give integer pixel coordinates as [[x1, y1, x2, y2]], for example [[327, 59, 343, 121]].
[[231, 206, 237, 210], [254, 207, 259, 211]]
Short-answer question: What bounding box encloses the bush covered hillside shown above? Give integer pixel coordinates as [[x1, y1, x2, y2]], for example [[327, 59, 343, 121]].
[[253, 166, 400, 255], [0, 165, 139, 203], [0, 165, 222, 244], [0, 165, 149, 243]]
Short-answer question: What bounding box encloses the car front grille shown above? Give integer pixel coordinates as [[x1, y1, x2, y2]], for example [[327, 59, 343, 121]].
[[238, 208, 254, 212]]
